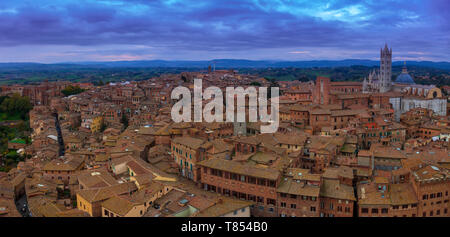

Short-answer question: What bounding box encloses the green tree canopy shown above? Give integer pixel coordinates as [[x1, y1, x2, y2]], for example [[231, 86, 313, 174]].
[[61, 85, 86, 97], [0, 93, 32, 119]]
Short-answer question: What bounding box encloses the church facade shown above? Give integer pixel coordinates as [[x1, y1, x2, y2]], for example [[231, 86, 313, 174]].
[[363, 44, 392, 93]]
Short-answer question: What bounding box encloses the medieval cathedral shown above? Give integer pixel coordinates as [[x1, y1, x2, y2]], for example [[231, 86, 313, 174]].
[[363, 43, 392, 93], [362, 43, 446, 120]]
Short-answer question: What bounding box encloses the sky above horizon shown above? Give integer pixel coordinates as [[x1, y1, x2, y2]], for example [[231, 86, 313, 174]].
[[0, 0, 449, 63]]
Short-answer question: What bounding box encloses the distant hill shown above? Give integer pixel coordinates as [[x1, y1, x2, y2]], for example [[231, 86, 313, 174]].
[[1, 59, 450, 70]]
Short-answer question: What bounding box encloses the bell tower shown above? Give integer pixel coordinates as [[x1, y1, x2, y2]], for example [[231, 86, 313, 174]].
[[379, 43, 392, 92]]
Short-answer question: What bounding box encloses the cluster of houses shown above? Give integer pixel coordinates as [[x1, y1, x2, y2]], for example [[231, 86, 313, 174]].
[[0, 68, 449, 217]]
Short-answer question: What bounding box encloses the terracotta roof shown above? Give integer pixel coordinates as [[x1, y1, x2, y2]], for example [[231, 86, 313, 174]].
[[320, 179, 355, 201], [331, 110, 364, 117], [172, 136, 206, 149], [77, 169, 118, 189], [389, 183, 418, 205], [42, 156, 85, 171], [311, 109, 331, 115], [277, 177, 320, 197], [77, 182, 137, 203], [412, 165, 449, 182], [195, 198, 252, 217], [322, 166, 354, 180], [198, 158, 280, 180], [358, 183, 390, 205], [127, 160, 150, 176], [101, 195, 139, 216]]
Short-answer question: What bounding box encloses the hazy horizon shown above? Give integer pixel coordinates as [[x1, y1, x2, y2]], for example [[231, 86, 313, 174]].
[[1, 58, 450, 65]]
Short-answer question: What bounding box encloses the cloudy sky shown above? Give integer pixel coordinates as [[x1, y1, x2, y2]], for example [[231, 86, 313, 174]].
[[0, 0, 448, 62]]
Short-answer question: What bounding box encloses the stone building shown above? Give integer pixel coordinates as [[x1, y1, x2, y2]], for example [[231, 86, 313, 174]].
[[363, 44, 392, 93]]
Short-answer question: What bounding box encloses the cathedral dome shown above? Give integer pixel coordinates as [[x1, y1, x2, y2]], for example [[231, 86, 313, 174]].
[[395, 62, 415, 84], [395, 73, 415, 84]]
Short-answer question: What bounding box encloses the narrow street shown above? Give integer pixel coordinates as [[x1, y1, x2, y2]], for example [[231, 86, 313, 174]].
[[53, 112, 65, 156], [15, 195, 31, 217]]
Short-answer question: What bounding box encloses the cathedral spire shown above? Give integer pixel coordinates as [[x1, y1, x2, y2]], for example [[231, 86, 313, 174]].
[[379, 43, 392, 93]]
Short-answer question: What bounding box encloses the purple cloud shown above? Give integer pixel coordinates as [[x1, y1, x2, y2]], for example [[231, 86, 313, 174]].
[[0, 0, 448, 62]]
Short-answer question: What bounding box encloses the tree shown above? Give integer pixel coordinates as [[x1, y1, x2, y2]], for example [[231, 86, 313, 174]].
[[121, 113, 129, 129], [61, 85, 86, 97], [100, 121, 107, 132], [0, 93, 32, 118]]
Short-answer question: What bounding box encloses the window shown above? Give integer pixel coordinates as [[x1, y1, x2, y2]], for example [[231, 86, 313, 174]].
[[381, 208, 388, 214], [371, 208, 378, 214], [267, 198, 276, 206], [232, 173, 239, 180], [290, 204, 296, 209], [257, 197, 264, 203], [281, 202, 286, 208], [268, 180, 276, 187], [257, 179, 266, 186], [402, 205, 408, 209], [310, 206, 316, 212]]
